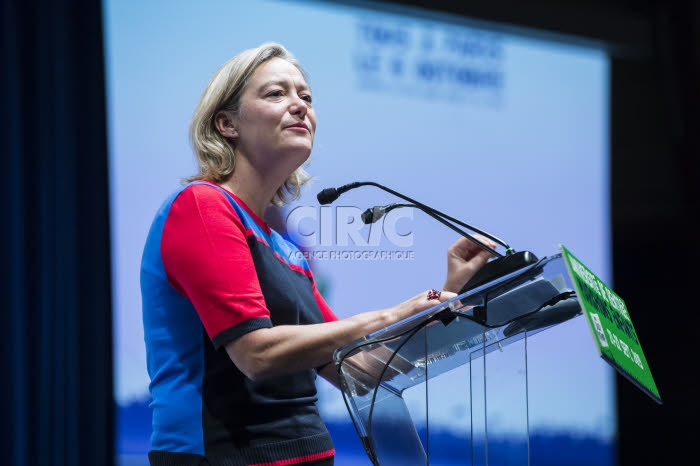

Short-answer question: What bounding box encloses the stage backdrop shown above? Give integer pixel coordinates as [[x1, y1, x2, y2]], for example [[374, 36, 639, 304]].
[[103, 1, 614, 465]]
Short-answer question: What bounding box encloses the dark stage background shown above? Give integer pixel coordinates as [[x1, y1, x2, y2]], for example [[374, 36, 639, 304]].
[[2, 0, 697, 465]]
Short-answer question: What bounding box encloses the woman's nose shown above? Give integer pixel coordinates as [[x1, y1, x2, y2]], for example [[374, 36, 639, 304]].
[[289, 94, 308, 118]]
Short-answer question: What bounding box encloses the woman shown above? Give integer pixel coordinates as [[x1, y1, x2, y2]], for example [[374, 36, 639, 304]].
[[140, 41, 494, 466]]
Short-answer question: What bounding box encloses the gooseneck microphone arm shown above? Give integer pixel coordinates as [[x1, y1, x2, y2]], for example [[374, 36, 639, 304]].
[[318, 180, 541, 293], [318, 181, 512, 256], [361, 203, 505, 258]]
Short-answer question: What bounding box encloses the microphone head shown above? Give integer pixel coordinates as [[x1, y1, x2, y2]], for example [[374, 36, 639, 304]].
[[361, 206, 385, 224], [317, 188, 339, 205]]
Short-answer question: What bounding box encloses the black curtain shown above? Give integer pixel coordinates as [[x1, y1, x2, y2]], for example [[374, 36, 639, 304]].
[[1, 0, 114, 465], [611, 1, 699, 464]]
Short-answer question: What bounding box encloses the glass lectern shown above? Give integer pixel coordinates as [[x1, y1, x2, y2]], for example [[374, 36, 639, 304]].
[[333, 252, 584, 466]]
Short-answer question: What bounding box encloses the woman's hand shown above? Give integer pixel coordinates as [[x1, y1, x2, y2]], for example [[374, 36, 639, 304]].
[[442, 234, 497, 293], [389, 288, 458, 323]]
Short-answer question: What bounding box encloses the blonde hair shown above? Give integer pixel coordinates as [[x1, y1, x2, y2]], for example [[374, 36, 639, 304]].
[[188, 42, 312, 206]]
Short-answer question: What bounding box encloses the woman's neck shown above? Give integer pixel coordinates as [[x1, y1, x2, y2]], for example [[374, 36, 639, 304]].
[[219, 165, 281, 219]]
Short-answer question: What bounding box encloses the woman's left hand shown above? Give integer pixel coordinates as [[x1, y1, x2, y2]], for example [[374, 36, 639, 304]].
[[442, 234, 497, 293]]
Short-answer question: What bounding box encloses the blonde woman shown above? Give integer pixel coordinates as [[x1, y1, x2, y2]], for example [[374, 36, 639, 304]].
[[140, 42, 493, 466]]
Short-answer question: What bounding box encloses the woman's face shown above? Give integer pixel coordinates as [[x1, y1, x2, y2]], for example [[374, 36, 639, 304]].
[[231, 57, 316, 174]]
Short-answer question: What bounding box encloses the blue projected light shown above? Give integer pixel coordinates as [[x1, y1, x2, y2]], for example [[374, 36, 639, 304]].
[[103, 1, 614, 465]]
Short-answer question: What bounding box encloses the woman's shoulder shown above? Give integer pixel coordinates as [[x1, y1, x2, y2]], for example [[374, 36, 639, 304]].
[[180, 179, 226, 196], [152, 180, 239, 222], [173, 180, 235, 206]]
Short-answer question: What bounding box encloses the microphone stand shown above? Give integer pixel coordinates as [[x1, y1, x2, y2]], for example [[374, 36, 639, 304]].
[[319, 181, 540, 293]]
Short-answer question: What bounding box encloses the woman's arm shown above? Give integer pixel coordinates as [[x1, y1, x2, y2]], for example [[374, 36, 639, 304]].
[[226, 234, 496, 382], [225, 289, 452, 382]]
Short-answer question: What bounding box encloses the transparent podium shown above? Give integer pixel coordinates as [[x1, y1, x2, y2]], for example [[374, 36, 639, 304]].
[[333, 252, 584, 466]]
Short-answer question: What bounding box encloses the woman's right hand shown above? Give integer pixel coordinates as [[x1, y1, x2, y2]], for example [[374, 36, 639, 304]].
[[389, 288, 457, 323]]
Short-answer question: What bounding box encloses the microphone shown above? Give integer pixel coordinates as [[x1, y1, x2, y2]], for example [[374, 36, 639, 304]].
[[320, 181, 508, 254], [318, 181, 540, 293], [316, 182, 365, 205], [361, 203, 500, 259], [360, 203, 410, 224]]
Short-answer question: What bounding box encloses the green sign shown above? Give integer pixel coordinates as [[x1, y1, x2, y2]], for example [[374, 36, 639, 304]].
[[560, 244, 662, 404]]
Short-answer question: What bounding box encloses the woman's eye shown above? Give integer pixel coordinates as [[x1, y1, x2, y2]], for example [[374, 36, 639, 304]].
[[301, 94, 313, 103], [267, 90, 283, 97]]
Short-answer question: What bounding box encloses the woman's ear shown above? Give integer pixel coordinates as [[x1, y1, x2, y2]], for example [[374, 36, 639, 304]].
[[214, 110, 238, 139]]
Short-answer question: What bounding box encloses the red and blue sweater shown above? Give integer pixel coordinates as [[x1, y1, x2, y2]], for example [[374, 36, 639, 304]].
[[140, 181, 338, 465]]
